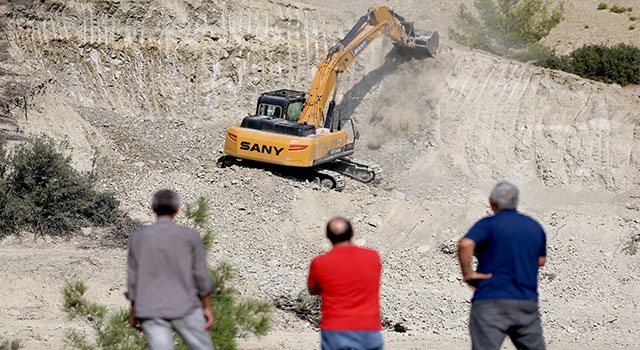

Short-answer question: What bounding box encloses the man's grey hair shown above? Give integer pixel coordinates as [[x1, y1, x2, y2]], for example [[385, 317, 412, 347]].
[[151, 189, 181, 215], [490, 181, 519, 210]]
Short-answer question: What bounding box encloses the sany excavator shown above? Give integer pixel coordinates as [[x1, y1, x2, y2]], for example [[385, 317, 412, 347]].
[[219, 5, 438, 190]]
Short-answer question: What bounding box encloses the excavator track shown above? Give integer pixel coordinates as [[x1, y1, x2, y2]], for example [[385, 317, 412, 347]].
[[217, 155, 346, 191], [321, 157, 383, 184], [313, 168, 346, 191]]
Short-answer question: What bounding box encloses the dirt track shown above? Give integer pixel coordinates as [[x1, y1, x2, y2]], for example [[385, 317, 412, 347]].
[[1, 0, 640, 349]]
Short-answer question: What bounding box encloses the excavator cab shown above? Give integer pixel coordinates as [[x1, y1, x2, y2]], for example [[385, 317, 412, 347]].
[[256, 89, 306, 122]]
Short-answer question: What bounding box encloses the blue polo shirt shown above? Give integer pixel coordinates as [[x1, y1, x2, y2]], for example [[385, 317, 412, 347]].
[[464, 209, 546, 302]]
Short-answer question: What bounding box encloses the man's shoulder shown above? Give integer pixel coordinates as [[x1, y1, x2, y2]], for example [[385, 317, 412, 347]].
[[311, 246, 380, 266], [355, 245, 381, 257], [512, 211, 544, 228], [133, 220, 199, 236]]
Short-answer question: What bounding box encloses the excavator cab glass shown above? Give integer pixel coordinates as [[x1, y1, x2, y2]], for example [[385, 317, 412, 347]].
[[258, 104, 282, 118], [285, 101, 304, 122]]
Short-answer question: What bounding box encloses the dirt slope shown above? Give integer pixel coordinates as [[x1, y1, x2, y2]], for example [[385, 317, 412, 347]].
[[1, 0, 639, 349]]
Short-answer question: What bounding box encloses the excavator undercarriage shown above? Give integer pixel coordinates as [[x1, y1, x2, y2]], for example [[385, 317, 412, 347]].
[[217, 154, 380, 191]]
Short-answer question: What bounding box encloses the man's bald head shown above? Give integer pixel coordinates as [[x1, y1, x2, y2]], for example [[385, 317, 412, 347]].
[[326, 217, 353, 244]]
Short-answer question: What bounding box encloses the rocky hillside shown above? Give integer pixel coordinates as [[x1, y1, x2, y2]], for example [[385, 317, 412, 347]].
[[1, 0, 639, 349]]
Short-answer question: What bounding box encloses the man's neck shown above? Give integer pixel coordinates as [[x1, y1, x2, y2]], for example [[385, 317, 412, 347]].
[[333, 241, 352, 247]]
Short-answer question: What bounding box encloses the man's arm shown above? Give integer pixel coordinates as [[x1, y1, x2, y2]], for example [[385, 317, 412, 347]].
[[125, 236, 141, 331], [129, 302, 142, 331], [201, 294, 214, 331], [307, 260, 320, 295], [539, 256, 547, 267], [458, 237, 492, 289], [308, 283, 320, 296]]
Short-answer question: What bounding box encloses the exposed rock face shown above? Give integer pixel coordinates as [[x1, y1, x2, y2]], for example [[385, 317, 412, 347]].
[[0, 1, 639, 349]]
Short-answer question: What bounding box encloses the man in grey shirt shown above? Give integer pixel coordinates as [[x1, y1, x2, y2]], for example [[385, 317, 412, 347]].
[[126, 189, 216, 350]]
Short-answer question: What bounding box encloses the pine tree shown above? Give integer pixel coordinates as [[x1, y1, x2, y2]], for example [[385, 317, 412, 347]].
[[449, 0, 564, 60]]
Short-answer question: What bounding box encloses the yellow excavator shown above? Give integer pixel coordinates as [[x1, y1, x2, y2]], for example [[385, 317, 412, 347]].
[[219, 5, 438, 190]]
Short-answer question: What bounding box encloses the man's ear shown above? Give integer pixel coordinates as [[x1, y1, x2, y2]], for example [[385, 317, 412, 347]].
[[489, 199, 499, 213]]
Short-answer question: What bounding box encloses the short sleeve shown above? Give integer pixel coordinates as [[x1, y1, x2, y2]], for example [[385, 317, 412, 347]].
[[540, 226, 547, 257], [307, 258, 319, 289], [464, 217, 492, 244]]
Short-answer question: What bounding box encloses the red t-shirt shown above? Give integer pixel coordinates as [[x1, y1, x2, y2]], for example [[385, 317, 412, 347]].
[[307, 245, 382, 330]]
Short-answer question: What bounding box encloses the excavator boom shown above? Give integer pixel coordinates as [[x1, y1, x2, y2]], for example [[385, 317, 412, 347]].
[[301, 6, 438, 127]]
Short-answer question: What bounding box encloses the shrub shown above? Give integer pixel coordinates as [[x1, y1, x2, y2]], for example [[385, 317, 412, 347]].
[[538, 43, 640, 86], [448, 0, 564, 61], [631, 25, 636, 30], [630, 16, 638, 21], [598, 2, 608, 10], [62, 281, 147, 350], [610, 5, 628, 13], [0, 340, 20, 350], [0, 135, 134, 239]]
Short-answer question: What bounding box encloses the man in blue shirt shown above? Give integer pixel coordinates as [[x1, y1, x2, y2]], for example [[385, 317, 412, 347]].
[[458, 181, 547, 350]]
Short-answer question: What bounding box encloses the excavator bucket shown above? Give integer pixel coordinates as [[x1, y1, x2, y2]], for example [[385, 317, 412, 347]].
[[393, 12, 439, 58], [412, 29, 439, 57]]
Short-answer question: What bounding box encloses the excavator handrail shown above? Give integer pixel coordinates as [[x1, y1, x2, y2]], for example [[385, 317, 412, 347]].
[[297, 5, 437, 128]]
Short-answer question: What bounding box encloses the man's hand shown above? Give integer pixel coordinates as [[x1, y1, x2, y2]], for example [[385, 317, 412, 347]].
[[458, 237, 493, 290], [463, 271, 493, 290], [201, 294, 214, 331], [129, 304, 142, 332], [203, 307, 214, 331]]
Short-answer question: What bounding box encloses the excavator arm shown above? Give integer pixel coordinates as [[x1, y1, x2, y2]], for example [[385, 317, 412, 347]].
[[298, 5, 438, 127]]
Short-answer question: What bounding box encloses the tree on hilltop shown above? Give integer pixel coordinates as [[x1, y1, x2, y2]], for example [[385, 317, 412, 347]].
[[449, 0, 564, 60]]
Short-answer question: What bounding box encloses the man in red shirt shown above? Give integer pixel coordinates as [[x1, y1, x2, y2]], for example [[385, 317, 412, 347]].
[[307, 217, 383, 350]]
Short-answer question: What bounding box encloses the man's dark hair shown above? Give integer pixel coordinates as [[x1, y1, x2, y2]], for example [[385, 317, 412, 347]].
[[326, 217, 353, 244], [151, 189, 181, 215]]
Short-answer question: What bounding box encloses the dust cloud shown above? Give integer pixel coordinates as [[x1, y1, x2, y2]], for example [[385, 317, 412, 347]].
[[365, 49, 448, 149]]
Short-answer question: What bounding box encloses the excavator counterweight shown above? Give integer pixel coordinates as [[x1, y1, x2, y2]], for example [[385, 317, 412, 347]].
[[219, 6, 438, 190]]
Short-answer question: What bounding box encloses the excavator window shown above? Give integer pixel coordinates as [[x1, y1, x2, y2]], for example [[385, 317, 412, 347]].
[[286, 101, 304, 122], [258, 104, 282, 118]]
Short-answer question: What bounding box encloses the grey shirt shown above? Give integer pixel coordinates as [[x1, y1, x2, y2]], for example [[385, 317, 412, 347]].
[[125, 217, 215, 319]]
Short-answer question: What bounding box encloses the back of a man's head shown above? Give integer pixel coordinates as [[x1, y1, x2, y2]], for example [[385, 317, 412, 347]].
[[326, 217, 353, 244], [152, 189, 181, 216], [490, 181, 519, 210]]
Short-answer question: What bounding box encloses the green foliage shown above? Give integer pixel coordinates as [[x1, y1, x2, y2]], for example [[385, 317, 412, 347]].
[[182, 195, 214, 251], [631, 25, 636, 30], [610, 5, 629, 13], [177, 262, 272, 350], [538, 43, 640, 86], [597, 2, 608, 10], [448, 0, 564, 60], [62, 281, 146, 350], [630, 16, 638, 21], [0, 340, 21, 350], [0, 135, 132, 239], [63, 197, 272, 350]]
